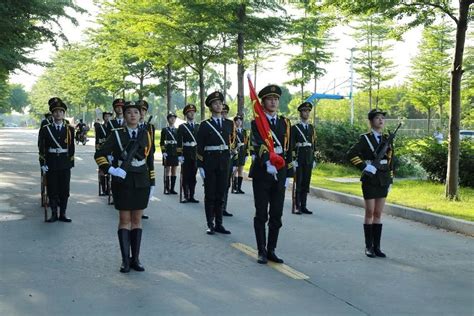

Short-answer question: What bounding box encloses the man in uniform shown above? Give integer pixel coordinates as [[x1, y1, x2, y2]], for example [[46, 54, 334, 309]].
[[196, 91, 234, 235], [161, 112, 179, 194], [221, 103, 235, 217], [38, 97, 75, 223], [137, 100, 155, 219], [109, 98, 125, 129], [231, 114, 249, 194], [290, 101, 317, 215], [177, 104, 200, 203], [249, 84, 294, 264]]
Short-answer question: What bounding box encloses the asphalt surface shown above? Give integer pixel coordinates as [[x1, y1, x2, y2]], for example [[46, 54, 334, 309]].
[[0, 128, 473, 316]]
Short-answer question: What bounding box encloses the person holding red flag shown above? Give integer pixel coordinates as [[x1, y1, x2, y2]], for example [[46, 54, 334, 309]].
[[248, 78, 295, 264]]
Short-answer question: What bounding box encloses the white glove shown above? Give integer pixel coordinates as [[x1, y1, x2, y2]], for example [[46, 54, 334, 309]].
[[292, 160, 298, 171], [162, 153, 168, 159], [108, 166, 127, 179], [178, 156, 185, 164], [265, 161, 278, 176], [364, 164, 377, 175], [251, 154, 256, 161], [107, 155, 114, 163], [388, 184, 392, 193], [285, 178, 289, 188], [199, 167, 205, 180], [149, 186, 155, 200], [232, 166, 238, 173], [41, 165, 49, 173], [244, 156, 248, 164], [313, 161, 317, 169]]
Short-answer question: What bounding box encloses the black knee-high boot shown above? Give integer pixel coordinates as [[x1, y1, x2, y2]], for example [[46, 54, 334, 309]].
[[130, 228, 145, 271], [117, 229, 131, 273], [237, 176, 245, 194], [164, 177, 170, 194], [363, 224, 375, 258], [373, 223, 386, 258], [170, 176, 178, 194], [231, 177, 238, 193], [267, 228, 283, 263]]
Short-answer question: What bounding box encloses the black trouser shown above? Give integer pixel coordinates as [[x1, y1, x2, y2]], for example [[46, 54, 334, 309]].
[[295, 163, 312, 194], [222, 159, 233, 210], [46, 168, 71, 211], [252, 172, 286, 251], [204, 162, 229, 227], [182, 158, 197, 198]]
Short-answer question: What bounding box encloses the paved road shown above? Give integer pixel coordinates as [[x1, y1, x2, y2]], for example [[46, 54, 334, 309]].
[[0, 128, 473, 316]]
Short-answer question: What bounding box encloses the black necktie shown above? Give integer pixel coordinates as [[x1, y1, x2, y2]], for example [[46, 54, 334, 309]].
[[271, 118, 276, 127], [132, 130, 137, 139], [377, 135, 381, 143], [217, 119, 221, 129], [56, 125, 60, 132]]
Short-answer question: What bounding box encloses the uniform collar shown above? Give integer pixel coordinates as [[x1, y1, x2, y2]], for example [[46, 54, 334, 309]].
[[265, 112, 277, 121]]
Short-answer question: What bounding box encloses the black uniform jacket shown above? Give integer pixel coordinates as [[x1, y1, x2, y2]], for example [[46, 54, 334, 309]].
[[94, 127, 155, 187], [38, 122, 75, 170], [196, 118, 235, 170], [249, 115, 294, 179], [160, 127, 178, 156], [177, 122, 199, 160], [95, 122, 111, 150], [347, 131, 394, 186], [290, 122, 316, 166], [108, 118, 123, 130], [232, 128, 249, 165]]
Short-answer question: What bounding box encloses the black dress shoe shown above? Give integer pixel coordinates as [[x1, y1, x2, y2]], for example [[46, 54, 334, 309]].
[[374, 248, 386, 258], [223, 210, 233, 217], [180, 199, 188, 203], [267, 250, 284, 263], [141, 214, 149, 219], [293, 210, 302, 215], [46, 212, 58, 223], [301, 208, 313, 214], [214, 225, 231, 234], [206, 227, 215, 235], [188, 197, 199, 203], [58, 215, 72, 222], [365, 247, 376, 258], [120, 260, 130, 273], [169, 190, 178, 195], [237, 189, 245, 194], [130, 260, 145, 271], [257, 251, 268, 264]]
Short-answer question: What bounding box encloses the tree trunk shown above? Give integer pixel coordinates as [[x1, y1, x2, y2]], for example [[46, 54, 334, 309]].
[[236, 3, 246, 115], [138, 67, 144, 100], [198, 41, 205, 121], [184, 68, 187, 106], [445, 0, 470, 200], [223, 38, 227, 102], [166, 62, 172, 113], [254, 61, 257, 91], [427, 108, 431, 134]]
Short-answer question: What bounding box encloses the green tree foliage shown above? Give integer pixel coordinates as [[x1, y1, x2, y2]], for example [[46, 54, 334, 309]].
[[286, 3, 334, 99], [461, 44, 474, 129], [351, 14, 395, 110], [408, 22, 454, 131], [8, 84, 29, 113]]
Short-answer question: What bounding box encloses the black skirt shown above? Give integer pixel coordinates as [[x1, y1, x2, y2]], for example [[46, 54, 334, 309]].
[[163, 155, 178, 166], [362, 182, 389, 200], [112, 181, 150, 210]]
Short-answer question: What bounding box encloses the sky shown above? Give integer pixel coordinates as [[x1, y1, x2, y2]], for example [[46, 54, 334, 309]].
[[9, 0, 430, 99]]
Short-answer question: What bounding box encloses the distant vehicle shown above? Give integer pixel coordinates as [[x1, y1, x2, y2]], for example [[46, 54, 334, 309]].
[[4, 122, 19, 128], [460, 130, 474, 140]]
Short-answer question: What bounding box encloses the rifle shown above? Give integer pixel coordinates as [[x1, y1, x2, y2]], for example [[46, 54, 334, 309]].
[[179, 161, 184, 202], [291, 146, 300, 214], [362, 122, 402, 178], [116, 116, 152, 183]]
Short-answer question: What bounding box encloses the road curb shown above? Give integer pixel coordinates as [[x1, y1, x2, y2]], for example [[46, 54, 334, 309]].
[[242, 172, 473, 236]]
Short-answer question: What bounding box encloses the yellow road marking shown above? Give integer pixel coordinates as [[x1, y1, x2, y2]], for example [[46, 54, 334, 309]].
[[231, 243, 309, 280]]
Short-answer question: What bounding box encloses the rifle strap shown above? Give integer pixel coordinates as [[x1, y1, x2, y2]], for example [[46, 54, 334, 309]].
[[295, 124, 309, 143]]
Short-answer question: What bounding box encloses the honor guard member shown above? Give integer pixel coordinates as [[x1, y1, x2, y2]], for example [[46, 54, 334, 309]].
[[197, 91, 235, 235], [231, 115, 249, 194], [38, 97, 75, 223], [94, 101, 155, 273], [160, 112, 179, 194], [95, 111, 113, 150], [290, 102, 317, 215], [249, 85, 294, 264], [138, 100, 155, 219], [347, 109, 394, 258], [109, 98, 125, 129], [177, 104, 200, 203], [221, 103, 235, 217], [41, 113, 52, 128]]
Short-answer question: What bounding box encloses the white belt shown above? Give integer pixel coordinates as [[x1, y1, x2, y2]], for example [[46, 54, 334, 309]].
[[48, 148, 68, 154], [274, 146, 283, 154], [119, 158, 146, 167], [164, 140, 177, 145], [366, 159, 388, 165], [204, 145, 228, 151], [296, 142, 312, 147], [183, 142, 197, 147]]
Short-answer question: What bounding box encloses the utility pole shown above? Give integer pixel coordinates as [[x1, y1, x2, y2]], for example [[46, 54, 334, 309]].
[[350, 47, 355, 126]]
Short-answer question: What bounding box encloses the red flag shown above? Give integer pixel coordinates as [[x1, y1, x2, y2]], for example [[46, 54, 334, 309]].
[[247, 75, 285, 170]]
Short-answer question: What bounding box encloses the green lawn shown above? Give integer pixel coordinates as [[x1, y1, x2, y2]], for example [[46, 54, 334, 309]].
[[246, 161, 474, 222]]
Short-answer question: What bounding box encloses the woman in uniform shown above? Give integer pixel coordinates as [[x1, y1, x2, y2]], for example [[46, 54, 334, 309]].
[[160, 113, 179, 194], [94, 101, 155, 273], [347, 109, 394, 258], [231, 115, 248, 194]]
